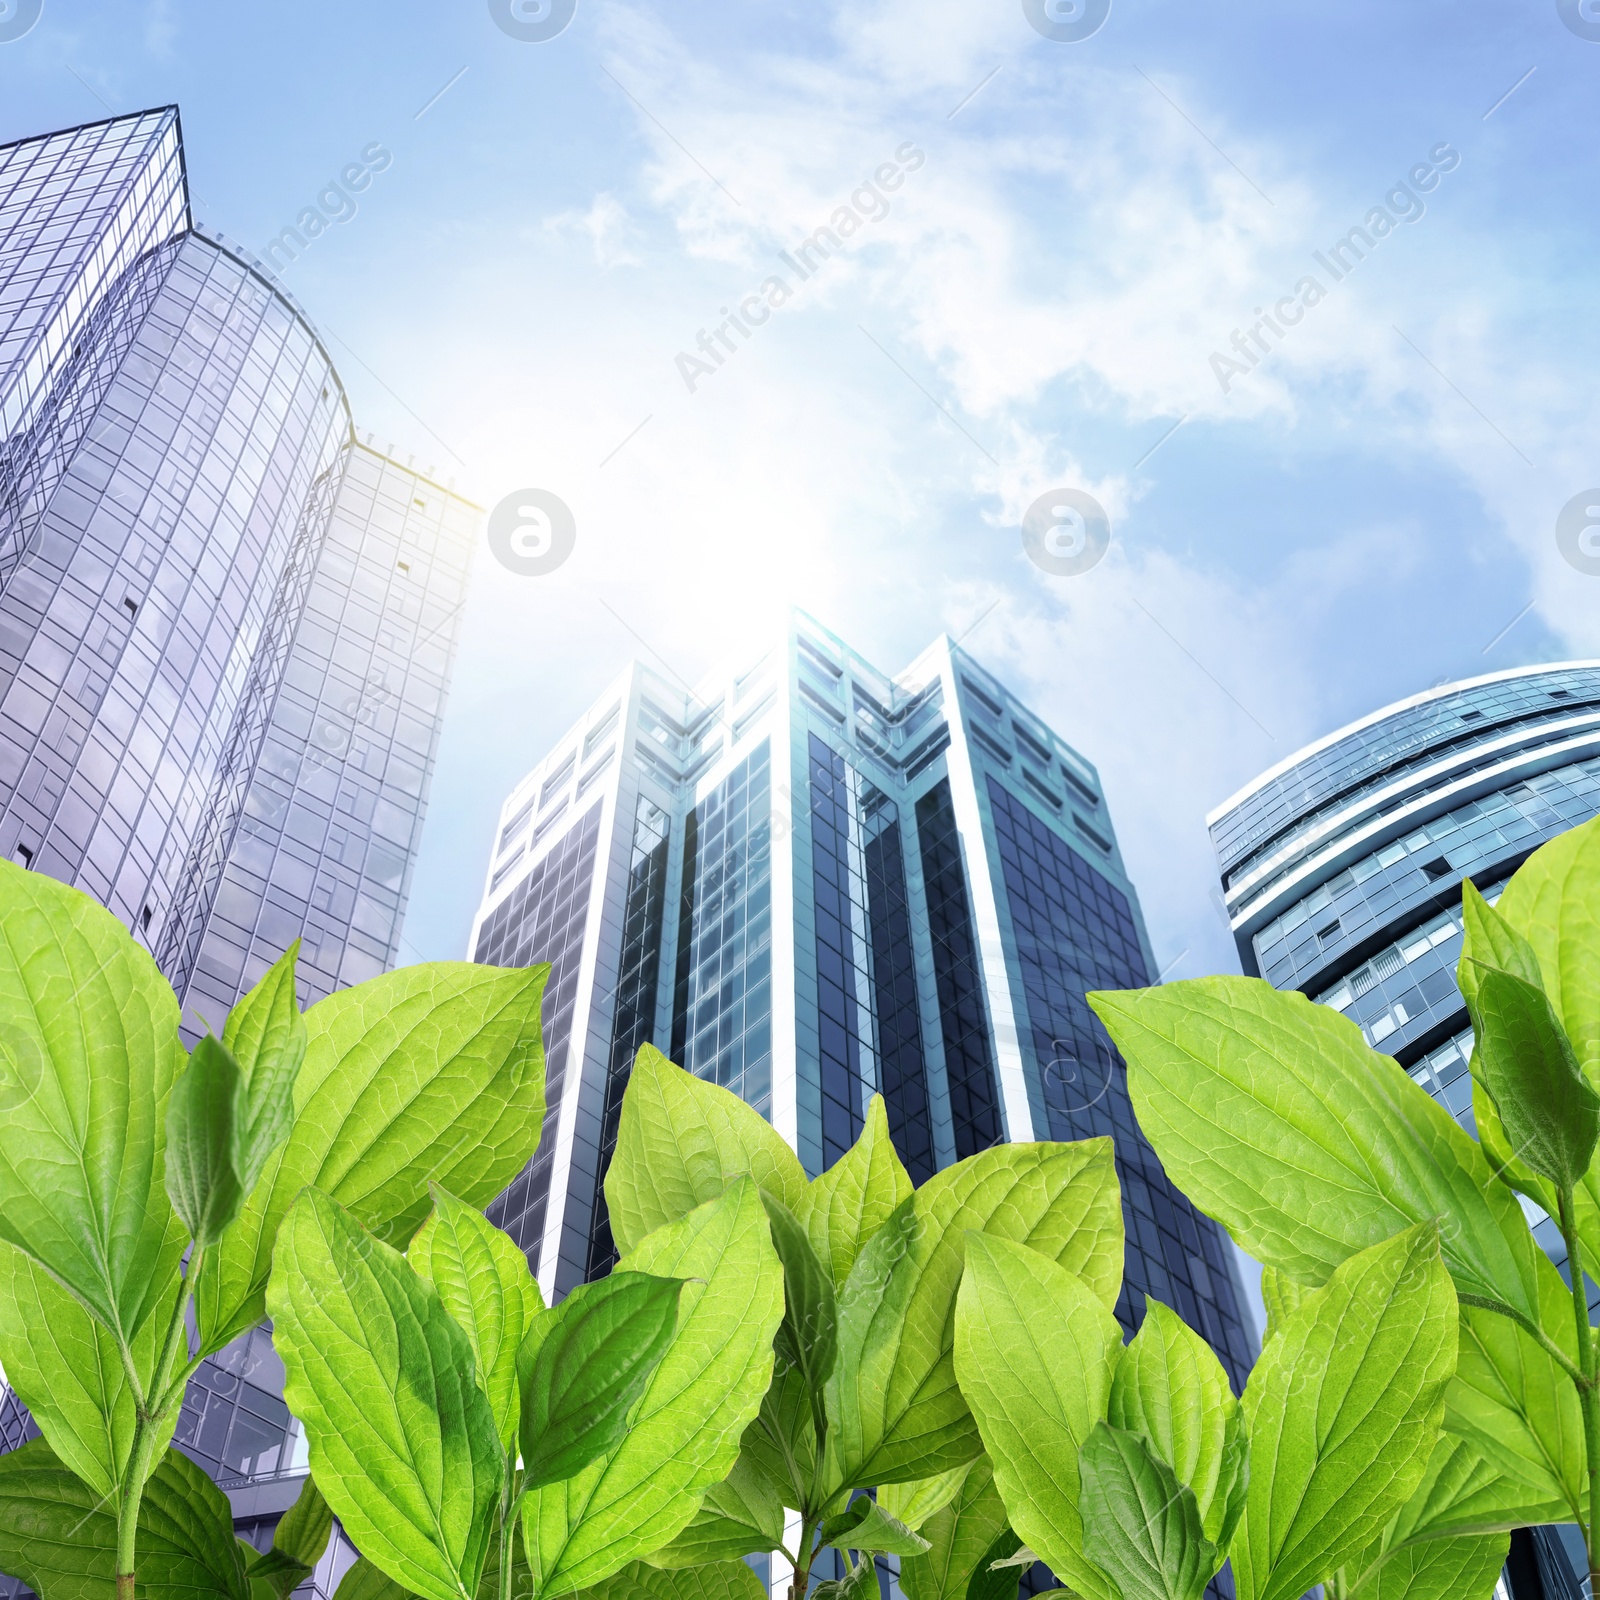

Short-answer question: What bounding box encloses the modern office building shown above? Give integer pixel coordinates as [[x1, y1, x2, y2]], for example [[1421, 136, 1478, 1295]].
[[470, 610, 1257, 1378], [0, 108, 477, 1596], [1209, 660, 1600, 1600]]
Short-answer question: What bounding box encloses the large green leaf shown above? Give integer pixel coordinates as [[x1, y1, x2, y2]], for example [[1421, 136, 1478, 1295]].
[[0, 1437, 247, 1600], [0, 859, 185, 1342], [1229, 1224, 1458, 1600], [1389, 1434, 1566, 1542], [1343, 1533, 1508, 1600], [603, 1044, 807, 1255], [1079, 1422, 1221, 1600], [1090, 977, 1543, 1319], [761, 1191, 837, 1447], [0, 1241, 180, 1501], [1444, 1252, 1586, 1521], [818, 1496, 931, 1556], [1463, 964, 1598, 1189], [739, 1361, 816, 1511], [521, 1177, 785, 1593], [579, 1560, 768, 1600], [880, 1464, 971, 1532], [1107, 1296, 1242, 1542], [166, 1035, 247, 1247], [952, 1233, 1123, 1600], [799, 1093, 913, 1285], [641, 1452, 786, 1568], [519, 1270, 685, 1490], [411, 1184, 544, 1450], [223, 939, 309, 1193], [895, 1458, 1011, 1600], [199, 959, 548, 1354], [827, 1139, 1123, 1493], [268, 1188, 504, 1600], [1494, 814, 1600, 1077]]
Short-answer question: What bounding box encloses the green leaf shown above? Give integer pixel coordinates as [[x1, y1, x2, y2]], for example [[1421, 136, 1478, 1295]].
[[1258, 1267, 1309, 1349], [1462, 963, 1599, 1188], [333, 1559, 423, 1600], [0, 1437, 248, 1600], [641, 1452, 786, 1568], [166, 1035, 247, 1246], [964, 1527, 1025, 1600], [952, 1233, 1123, 1600], [1089, 977, 1543, 1320], [1444, 1253, 1586, 1522], [411, 1183, 544, 1450], [223, 939, 309, 1193], [521, 1176, 785, 1594], [268, 1187, 504, 1600], [199, 959, 549, 1355], [518, 1269, 685, 1490], [244, 1474, 334, 1598], [828, 1139, 1123, 1492], [1457, 880, 1545, 1007], [1107, 1297, 1242, 1543], [740, 1359, 817, 1510], [1494, 814, 1600, 1078], [818, 1496, 931, 1556], [896, 1458, 1012, 1600], [880, 1464, 972, 1532], [1079, 1422, 1221, 1600], [1229, 1224, 1458, 1600], [800, 1093, 913, 1285], [579, 1560, 769, 1600], [1388, 1434, 1551, 1541], [0, 1240, 179, 1501], [811, 1556, 880, 1600], [1470, 1073, 1560, 1216], [761, 1190, 837, 1446], [1343, 1532, 1509, 1600], [0, 859, 186, 1343], [604, 1044, 808, 1255]]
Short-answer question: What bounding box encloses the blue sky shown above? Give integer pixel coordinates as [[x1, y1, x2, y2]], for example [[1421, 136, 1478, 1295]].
[[3, 0, 1598, 984]]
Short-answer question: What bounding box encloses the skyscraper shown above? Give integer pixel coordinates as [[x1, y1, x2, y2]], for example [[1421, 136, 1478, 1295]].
[[0, 108, 477, 1595], [1209, 659, 1600, 1599], [470, 612, 1257, 1388]]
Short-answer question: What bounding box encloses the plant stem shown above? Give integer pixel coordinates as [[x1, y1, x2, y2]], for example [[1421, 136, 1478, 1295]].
[[499, 1472, 516, 1600], [116, 1247, 206, 1600], [789, 1516, 818, 1600], [1556, 1186, 1600, 1596]]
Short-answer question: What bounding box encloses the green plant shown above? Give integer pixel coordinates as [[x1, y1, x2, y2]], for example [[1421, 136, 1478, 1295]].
[[0, 860, 550, 1598], [593, 1044, 1130, 1600], [1088, 813, 1600, 1596]]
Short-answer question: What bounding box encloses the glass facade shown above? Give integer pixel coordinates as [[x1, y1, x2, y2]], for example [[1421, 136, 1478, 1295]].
[[478, 804, 603, 1263], [0, 110, 478, 1596], [915, 777, 1004, 1162], [809, 733, 934, 1177], [1212, 661, 1600, 1600], [670, 741, 775, 1116]]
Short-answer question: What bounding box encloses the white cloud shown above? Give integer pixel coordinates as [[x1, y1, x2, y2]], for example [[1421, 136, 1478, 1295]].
[[543, 192, 641, 268]]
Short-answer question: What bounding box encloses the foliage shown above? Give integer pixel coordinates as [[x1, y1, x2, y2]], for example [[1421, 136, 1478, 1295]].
[[1090, 814, 1600, 1596], [0, 860, 549, 1598]]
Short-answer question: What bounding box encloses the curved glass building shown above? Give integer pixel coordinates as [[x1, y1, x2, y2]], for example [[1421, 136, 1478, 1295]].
[[0, 108, 479, 1597], [1211, 660, 1600, 1600]]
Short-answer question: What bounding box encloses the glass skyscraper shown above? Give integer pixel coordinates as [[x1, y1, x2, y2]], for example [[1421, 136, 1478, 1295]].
[[0, 109, 477, 1597], [469, 611, 1257, 1589], [1210, 659, 1600, 1600]]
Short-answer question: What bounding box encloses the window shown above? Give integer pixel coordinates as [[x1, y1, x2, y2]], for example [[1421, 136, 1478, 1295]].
[[540, 752, 575, 807], [1420, 856, 1452, 880]]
